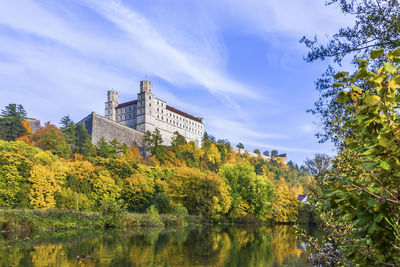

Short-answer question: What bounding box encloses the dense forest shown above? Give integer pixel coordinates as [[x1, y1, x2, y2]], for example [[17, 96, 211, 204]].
[[0, 104, 313, 224]]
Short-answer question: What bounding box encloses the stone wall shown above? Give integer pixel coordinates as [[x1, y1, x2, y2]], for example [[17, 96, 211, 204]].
[[78, 112, 145, 154]]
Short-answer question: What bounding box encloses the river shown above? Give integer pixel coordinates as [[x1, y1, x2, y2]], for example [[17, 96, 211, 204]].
[[0, 225, 309, 266]]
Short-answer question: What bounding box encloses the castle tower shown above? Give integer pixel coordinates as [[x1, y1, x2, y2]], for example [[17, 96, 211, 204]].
[[105, 90, 118, 121], [136, 80, 155, 133]]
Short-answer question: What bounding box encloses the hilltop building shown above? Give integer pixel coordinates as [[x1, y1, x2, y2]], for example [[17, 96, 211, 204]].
[[105, 80, 204, 147], [79, 80, 204, 152]]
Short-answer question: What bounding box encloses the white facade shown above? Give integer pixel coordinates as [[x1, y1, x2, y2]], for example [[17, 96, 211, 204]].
[[105, 80, 204, 147]]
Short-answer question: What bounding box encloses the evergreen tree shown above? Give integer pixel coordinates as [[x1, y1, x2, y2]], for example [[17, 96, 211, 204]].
[[0, 104, 27, 141]]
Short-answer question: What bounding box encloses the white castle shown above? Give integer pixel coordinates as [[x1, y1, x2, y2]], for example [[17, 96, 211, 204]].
[[104, 80, 204, 147]]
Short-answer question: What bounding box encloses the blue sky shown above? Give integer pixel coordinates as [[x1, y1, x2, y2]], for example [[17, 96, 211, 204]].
[[0, 0, 352, 164]]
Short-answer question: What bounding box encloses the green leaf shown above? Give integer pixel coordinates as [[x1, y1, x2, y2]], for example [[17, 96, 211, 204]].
[[333, 82, 345, 88], [350, 84, 362, 93], [383, 62, 397, 74], [337, 91, 348, 103], [334, 72, 349, 79], [364, 162, 379, 169], [367, 199, 378, 208], [363, 95, 380, 106], [379, 160, 391, 170], [370, 48, 384, 59], [368, 222, 378, 234], [374, 213, 384, 223]]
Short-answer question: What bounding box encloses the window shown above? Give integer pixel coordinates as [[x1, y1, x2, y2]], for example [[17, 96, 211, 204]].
[[149, 96, 151, 99], [157, 101, 159, 105], [157, 108, 159, 112], [157, 115, 159, 119], [149, 103, 151, 107], [129, 107, 131, 111]]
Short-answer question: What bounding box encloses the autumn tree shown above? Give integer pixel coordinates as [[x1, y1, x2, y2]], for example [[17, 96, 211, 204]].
[[32, 123, 71, 158], [302, 0, 400, 145], [318, 50, 400, 265], [122, 173, 155, 212], [15, 120, 33, 145], [0, 104, 27, 141], [166, 167, 231, 221]]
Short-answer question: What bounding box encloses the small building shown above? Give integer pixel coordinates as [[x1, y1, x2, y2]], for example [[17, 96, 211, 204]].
[[297, 194, 309, 203]]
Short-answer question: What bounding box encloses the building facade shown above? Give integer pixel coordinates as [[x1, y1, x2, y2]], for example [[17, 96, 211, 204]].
[[104, 80, 204, 147]]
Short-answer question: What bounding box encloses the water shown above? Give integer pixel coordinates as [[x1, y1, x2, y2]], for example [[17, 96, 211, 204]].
[[0, 225, 309, 266]]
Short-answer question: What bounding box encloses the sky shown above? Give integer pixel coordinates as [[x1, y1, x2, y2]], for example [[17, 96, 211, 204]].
[[0, 0, 353, 164]]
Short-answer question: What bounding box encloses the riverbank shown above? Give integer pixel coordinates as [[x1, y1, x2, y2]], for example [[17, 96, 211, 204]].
[[0, 209, 202, 233]]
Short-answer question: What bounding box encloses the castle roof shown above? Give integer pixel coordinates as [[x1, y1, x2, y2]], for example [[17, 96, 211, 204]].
[[117, 100, 137, 108], [166, 105, 202, 123]]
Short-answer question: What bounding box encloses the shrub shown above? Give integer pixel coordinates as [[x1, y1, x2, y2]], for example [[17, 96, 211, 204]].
[[100, 197, 126, 229]]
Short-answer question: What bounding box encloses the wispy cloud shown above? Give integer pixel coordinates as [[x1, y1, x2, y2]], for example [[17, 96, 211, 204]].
[[0, 0, 339, 163]]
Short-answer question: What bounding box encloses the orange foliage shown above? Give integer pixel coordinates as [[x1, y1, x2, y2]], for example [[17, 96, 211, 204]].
[[16, 120, 33, 145]]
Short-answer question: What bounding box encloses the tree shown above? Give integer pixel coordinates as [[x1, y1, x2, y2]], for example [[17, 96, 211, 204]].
[[305, 154, 331, 178], [301, 1, 400, 144], [253, 149, 261, 155], [15, 120, 33, 145], [0, 104, 27, 141], [320, 50, 400, 265], [28, 164, 62, 209], [301, 1, 400, 64], [144, 128, 163, 155], [236, 143, 244, 149], [60, 116, 94, 157], [96, 137, 115, 158], [166, 167, 231, 222], [75, 123, 94, 157], [171, 131, 187, 147], [122, 173, 155, 212], [220, 162, 275, 221], [32, 123, 71, 158]]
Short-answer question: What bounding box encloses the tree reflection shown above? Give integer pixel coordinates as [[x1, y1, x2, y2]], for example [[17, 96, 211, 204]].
[[0, 225, 309, 266]]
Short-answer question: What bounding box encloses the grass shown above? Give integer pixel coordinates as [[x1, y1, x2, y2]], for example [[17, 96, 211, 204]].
[[0, 209, 201, 233]]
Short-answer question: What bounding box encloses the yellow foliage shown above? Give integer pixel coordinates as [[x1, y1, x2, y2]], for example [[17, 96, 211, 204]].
[[92, 171, 121, 200], [28, 164, 62, 209]]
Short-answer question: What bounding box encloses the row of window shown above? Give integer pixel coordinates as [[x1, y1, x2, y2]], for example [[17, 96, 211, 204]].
[[156, 114, 202, 134], [116, 113, 137, 121], [155, 109, 202, 129]]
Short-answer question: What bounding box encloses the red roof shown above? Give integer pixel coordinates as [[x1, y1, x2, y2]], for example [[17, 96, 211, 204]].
[[166, 105, 202, 123], [117, 100, 137, 108]]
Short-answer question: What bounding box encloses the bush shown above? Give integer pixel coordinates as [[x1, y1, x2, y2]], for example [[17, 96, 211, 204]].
[[100, 197, 126, 229], [144, 205, 163, 227]]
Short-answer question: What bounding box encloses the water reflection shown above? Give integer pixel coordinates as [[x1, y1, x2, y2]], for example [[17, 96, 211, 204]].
[[0, 225, 308, 266]]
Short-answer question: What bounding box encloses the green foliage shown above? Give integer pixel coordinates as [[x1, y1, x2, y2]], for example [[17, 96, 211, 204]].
[[0, 165, 22, 207], [100, 197, 126, 229], [145, 205, 164, 227], [0, 104, 27, 141], [236, 143, 244, 149], [220, 163, 275, 221], [122, 173, 155, 212], [166, 167, 231, 222], [144, 128, 163, 155], [319, 50, 400, 265]]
